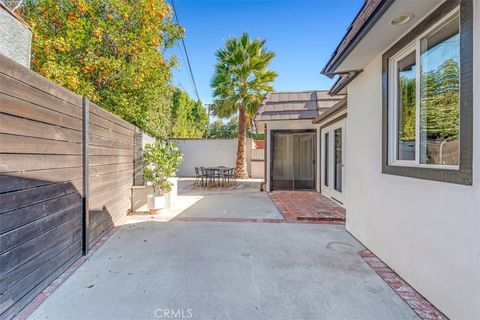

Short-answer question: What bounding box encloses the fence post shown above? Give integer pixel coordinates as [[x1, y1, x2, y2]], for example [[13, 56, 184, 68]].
[[134, 129, 144, 186], [82, 97, 90, 255]]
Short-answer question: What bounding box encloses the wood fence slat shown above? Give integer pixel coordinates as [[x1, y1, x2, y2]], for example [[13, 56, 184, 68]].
[[0, 215, 81, 277], [88, 145, 134, 156], [0, 181, 81, 214], [0, 55, 82, 107], [89, 102, 136, 131], [0, 193, 82, 233], [89, 111, 134, 137], [0, 154, 82, 173], [89, 133, 134, 150], [0, 231, 81, 293], [0, 93, 82, 131], [0, 134, 81, 155], [0, 73, 82, 119], [0, 167, 83, 193], [0, 113, 82, 143], [0, 203, 82, 254]]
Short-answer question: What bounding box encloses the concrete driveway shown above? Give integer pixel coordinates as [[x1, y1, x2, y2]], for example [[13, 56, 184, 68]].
[[28, 180, 419, 320]]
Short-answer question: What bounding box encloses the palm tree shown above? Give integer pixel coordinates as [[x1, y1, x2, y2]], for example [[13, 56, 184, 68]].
[[211, 33, 277, 178]]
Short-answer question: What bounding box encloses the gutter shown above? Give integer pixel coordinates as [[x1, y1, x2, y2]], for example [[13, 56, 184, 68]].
[[321, 0, 395, 76]]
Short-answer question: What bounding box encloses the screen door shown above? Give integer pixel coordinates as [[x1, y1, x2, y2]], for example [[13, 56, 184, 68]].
[[272, 131, 315, 190]]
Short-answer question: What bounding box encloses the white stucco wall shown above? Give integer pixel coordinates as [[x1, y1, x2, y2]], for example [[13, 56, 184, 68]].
[[173, 139, 252, 177], [264, 120, 318, 191], [0, 7, 31, 68], [344, 3, 480, 318]]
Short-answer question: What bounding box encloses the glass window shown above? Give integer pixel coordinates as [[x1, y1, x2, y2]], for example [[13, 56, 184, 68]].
[[389, 11, 460, 168], [396, 51, 416, 161], [324, 133, 329, 186], [419, 15, 460, 165], [334, 128, 342, 192]]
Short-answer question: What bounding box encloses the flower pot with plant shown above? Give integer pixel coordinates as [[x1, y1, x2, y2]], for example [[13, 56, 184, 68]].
[[143, 141, 183, 213]]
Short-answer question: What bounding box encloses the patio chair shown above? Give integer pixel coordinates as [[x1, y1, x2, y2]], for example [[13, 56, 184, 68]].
[[194, 167, 205, 186], [200, 167, 208, 187], [225, 168, 236, 186]]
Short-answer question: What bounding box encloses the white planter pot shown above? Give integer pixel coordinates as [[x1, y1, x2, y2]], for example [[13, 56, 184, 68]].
[[147, 194, 165, 214], [165, 177, 178, 208]]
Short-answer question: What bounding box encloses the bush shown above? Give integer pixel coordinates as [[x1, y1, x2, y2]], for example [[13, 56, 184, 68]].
[[143, 141, 183, 195]]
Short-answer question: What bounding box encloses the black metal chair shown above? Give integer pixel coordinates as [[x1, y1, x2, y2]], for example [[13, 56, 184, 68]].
[[200, 167, 209, 187], [225, 168, 236, 186], [194, 167, 204, 186]]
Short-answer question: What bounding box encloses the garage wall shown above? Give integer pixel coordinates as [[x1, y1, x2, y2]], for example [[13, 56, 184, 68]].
[[173, 139, 253, 177], [344, 4, 480, 316]]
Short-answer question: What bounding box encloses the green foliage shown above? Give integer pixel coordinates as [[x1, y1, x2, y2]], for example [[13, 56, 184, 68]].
[[421, 59, 460, 139], [210, 33, 277, 121], [143, 141, 183, 195], [399, 59, 460, 140], [19, 0, 183, 138], [205, 117, 263, 139], [206, 118, 238, 138], [171, 88, 208, 138], [210, 33, 276, 177]]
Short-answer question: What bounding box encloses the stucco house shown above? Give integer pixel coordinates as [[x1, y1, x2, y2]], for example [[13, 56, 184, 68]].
[[320, 0, 479, 318], [0, 3, 32, 68]]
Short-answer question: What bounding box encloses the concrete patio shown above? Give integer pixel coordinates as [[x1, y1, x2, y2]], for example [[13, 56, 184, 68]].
[[26, 180, 419, 320]]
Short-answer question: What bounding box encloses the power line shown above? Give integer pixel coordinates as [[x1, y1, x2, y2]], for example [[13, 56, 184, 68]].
[[170, 0, 201, 102]]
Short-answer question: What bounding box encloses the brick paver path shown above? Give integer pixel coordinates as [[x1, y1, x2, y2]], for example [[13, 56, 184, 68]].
[[269, 191, 345, 223]]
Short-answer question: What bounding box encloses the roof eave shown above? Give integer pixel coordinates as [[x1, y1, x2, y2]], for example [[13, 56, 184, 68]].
[[321, 0, 395, 76]]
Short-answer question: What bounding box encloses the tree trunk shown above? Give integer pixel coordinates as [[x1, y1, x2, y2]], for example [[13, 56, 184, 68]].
[[235, 106, 249, 178]]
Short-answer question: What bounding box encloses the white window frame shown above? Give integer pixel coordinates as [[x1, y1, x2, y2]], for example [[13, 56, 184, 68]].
[[387, 8, 460, 170]]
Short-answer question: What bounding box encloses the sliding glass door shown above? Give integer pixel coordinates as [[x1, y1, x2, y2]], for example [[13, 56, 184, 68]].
[[321, 120, 345, 203], [271, 131, 315, 190]]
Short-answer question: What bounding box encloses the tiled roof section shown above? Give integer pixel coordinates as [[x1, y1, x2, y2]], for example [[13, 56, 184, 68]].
[[313, 97, 347, 124], [322, 0, 384, 75], [254, 91, 343, 122]]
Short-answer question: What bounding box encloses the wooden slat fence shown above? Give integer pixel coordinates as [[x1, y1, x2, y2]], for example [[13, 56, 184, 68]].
[[0, 54, 138, 319]]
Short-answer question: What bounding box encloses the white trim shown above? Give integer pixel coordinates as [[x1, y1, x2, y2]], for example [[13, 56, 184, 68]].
[[387, 8, 461, 168]]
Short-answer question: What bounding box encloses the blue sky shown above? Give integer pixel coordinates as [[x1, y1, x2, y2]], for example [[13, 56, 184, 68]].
[[167, 0, 363, 104]]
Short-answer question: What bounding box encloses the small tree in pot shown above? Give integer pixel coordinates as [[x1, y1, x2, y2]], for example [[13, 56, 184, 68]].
[[143, 141, 183, 213]]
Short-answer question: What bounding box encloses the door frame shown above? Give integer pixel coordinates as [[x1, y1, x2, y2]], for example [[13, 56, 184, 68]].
[[320, 119, 346, 204], [270, 129, 316, 191]]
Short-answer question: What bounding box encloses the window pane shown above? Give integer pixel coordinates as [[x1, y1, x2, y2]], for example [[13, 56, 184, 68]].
[[334, 128, 342, 192], [324, 133, 329, 186], [420, 15, 460, 165], [397, 51, 417, 161]]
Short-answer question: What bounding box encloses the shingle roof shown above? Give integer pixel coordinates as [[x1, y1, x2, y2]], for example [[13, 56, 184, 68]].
[[312, 97, 347, 124], [321, 0, 387, 76], [254, 91, 344, 122]]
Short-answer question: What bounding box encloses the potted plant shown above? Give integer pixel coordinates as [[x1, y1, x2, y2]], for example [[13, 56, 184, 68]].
[[143, 141, 183, 213]]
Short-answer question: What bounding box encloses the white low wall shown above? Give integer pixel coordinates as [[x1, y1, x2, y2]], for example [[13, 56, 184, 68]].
[[173, 139, 252, 177]]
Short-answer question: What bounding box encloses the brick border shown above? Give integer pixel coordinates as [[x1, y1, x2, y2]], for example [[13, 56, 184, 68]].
[[172, 216, 344, 225], [13, 228, 119, 320], [359, 250, 447, 320]]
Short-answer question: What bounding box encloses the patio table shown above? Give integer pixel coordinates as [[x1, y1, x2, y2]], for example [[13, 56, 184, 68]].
[[203, 166, 233, 187]]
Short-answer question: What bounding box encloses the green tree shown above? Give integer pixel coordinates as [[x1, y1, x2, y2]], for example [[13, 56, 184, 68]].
[[170, 88, 208, 138], [19, 0, 183, 138], [211, 33, 277, 178], [206, 118, 238, 138]]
